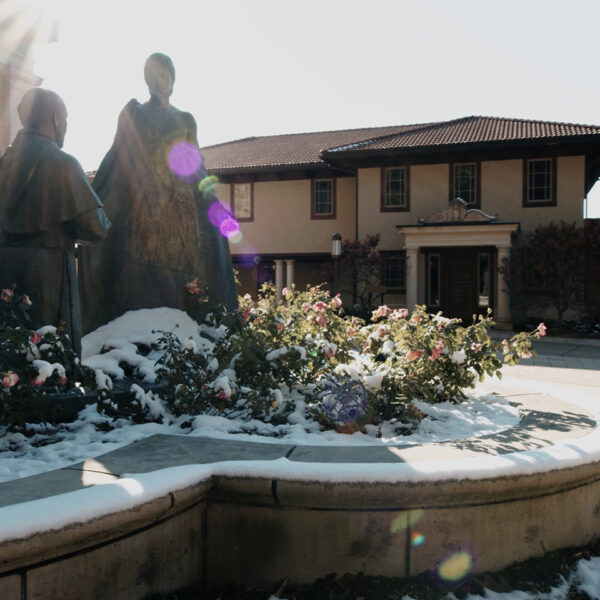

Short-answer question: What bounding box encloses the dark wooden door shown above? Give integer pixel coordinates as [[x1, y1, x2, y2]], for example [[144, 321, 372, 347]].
[[425, 247, 495, 323], [444, 249, 478, 323]]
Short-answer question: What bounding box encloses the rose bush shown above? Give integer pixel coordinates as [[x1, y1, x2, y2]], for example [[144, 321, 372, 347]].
[[0, 286, 99, 429], [1, 281, 543, 435], [156, 283, 543, 431], [158, 284, 354, 423]]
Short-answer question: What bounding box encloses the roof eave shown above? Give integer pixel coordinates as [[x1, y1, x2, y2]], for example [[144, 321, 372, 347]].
[[207, 161, 328, 175], [321, 134, 600, 166]]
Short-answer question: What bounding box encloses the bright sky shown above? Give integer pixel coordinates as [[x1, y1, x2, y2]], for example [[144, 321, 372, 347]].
[[17, 0, 600, 216]]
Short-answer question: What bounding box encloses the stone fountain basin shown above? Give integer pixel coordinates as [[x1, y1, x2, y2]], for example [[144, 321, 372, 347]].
[[0, 365, 599, 599]]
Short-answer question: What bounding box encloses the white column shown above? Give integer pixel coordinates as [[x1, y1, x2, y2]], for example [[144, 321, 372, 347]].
[[406, 247, 418, 311], [274, 260, 285, 301], [285, 259, 295, 291], [495, 246, 512, 328]]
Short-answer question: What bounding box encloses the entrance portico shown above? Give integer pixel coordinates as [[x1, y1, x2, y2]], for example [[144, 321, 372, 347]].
[[398, 201, 519, 327]]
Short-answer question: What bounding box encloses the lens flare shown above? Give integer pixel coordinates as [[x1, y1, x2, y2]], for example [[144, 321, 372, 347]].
[[390, 509, 424, 534], [220, 217, 240, 239], [228, 230, 243, 244], [411, 532, 426, 547], [198, 174, 219, 196], [168, 142, 203, 180], [207, 201, 230, 228], [438, 551, 472, 581], [238, 253, 260, 269]]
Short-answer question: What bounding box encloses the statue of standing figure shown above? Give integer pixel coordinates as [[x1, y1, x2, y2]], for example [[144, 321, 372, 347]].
[[79, 53, 237, 333], [0, 88, 110, 356]]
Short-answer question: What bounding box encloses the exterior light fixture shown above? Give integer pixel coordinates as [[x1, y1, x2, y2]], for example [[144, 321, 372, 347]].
[[331, 232, 342, 258], [331, 233, 342, 293]]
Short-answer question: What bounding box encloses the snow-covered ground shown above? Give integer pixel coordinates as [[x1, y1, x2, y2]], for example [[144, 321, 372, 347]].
[[2, 308, 600, 600], [0, 391, 523, 484], [1, 308, 525, 484]]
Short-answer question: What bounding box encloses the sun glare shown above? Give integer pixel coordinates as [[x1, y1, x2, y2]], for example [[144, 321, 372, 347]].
[[0, 0, 68, 66]]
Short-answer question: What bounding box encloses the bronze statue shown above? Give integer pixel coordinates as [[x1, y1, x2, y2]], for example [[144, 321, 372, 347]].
[[0, 88, 110, 356], [79, 53, 237, 333]]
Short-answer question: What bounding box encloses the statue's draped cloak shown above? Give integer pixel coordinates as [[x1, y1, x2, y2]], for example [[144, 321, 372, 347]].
[[0, 129, 109, 355], [79, 99, 237, 333]]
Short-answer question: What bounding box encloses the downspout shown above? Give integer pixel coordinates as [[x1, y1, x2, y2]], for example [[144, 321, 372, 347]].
[[584, 156, 588, 219]]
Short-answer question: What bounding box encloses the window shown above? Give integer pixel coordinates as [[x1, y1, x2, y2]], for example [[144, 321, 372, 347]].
[[381, 253, 406, 290], [478, 253, 491, 308], [524, 158, 556, 206], [381, 167, 409, 211], [427, 254, 441, 307], [231, 183, 253, 221], [451, 162, 479, 207], [311, 179, 336, 219]]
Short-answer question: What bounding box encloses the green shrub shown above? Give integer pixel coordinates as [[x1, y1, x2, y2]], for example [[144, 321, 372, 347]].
[[0, 282, 543, 433], [157, 284, 543, 430], [0, 286, 99, 429]]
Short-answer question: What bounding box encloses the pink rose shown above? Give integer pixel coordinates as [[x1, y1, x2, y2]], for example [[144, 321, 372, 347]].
[[470, 342, 483, 352], [330, 294, 342, 309], [371, 305, 391, 322], [302, 302, 310, 313], [1, 288, 13, 302], [282, 287, 289, 297], [276, 321, 285, 332], [316, 313, 327, 327], [2, 372, 19, 388], [429, 340, 444, 361], [185, 277, 203, 295], [390, 308, 409, 320], [347, 327, 356, 337], [376, 326, 388, 338], [520, 350, 533, 359], [538, 322, 547, 337], [406, 349, 424, 362], [29, 332, 42, 345], [312, 301, 327, 312]]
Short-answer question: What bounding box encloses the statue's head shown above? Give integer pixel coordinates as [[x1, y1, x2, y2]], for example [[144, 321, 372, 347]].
[[144, 53, 175, 103], [18, 88, 67, 148]]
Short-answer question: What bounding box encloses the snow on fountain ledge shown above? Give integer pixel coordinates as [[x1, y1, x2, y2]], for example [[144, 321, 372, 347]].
[[0, 308, 599, 544]]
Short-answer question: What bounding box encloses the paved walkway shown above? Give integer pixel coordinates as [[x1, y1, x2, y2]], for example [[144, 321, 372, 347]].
[[0, 336, 599, 511], [494, 331, 600, 370]]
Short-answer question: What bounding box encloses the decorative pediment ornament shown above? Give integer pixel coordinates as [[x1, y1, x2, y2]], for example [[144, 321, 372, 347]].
[[418, 198, 499, 224]]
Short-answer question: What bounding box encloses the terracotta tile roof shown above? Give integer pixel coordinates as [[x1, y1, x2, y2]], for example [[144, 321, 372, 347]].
[[324, 116, 600, 155], [202, 116, 600, 173], [201, 123, 437, 173]]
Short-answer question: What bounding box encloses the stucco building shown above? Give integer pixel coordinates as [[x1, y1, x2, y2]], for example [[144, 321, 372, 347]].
[[205, 117, 600, 326]]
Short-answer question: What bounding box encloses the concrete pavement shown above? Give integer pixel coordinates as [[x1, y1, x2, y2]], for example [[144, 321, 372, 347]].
[[494, 330, 600, 370]]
